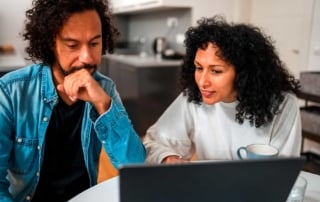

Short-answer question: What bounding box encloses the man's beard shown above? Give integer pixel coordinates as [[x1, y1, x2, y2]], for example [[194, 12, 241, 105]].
[[58, 63, 97, 76]]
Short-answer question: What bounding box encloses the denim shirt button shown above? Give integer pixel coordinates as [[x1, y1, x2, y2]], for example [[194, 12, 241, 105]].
[[43, 117, 48, 122], [26, 195, 31, 201], [36, 172, 40, 177], [37, 145, 41, 150], [102, 140, 106, 144], [17, 138, 22, 143]]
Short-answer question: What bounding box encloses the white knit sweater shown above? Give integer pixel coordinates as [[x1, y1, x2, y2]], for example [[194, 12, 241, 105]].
[[143, 92, 302, 163]]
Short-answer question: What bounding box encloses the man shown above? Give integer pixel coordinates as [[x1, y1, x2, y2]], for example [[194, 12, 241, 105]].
[[0, 0, 146, 201]]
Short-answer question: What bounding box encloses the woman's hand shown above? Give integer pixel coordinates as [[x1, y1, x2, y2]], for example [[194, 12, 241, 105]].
[[162, 155, 189, 164]]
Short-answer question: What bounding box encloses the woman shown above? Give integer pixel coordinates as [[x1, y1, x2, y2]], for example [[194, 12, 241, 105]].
[[143, 15, 301, 164]]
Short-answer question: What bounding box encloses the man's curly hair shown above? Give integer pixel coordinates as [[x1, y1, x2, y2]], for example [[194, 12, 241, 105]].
[[22, 0, 119, 65], [180, 15, 300, 128]]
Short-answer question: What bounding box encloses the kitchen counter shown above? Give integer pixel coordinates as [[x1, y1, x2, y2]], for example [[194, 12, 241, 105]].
[[101, 54, 182, 136], [102, 54, 183, 68], [0, 52, 26, 76]]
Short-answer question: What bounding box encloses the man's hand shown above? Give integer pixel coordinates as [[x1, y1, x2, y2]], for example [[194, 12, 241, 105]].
[[57, 68, 111, 114]]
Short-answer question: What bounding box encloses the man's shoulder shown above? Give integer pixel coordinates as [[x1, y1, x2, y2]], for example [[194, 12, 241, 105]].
[[1, 63, 48, 82], [94, 71, 115, 85]]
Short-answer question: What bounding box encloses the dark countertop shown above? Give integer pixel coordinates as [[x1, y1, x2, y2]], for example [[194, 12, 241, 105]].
[[102, 54, 183, 68]]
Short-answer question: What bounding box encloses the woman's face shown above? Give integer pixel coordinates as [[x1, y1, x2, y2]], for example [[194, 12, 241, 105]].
[[194, 42, 237, 105]]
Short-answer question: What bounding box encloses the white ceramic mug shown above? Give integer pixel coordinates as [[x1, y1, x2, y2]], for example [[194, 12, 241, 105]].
[[237, 144, 279, 159]]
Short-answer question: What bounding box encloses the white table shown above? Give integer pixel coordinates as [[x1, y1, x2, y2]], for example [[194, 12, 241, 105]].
[[302, 171, 320, 202], [69, 171, 320, 202]]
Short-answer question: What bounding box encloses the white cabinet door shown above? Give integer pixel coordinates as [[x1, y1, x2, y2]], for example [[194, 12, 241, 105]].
[[109, 0, 133, 11], [250, 0, 314, 77], [109, 0, 124, 8], [137, 0, 159, 5], [110, 0, 192, 14], [110, 0, 157, 13]]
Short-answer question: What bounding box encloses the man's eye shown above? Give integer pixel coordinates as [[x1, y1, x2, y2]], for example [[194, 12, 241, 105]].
[[90, 42, 99, 47], [67, 44, 78, 49]]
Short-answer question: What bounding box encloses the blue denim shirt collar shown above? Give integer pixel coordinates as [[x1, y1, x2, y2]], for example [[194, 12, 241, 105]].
[[41, 65, 59, 107]]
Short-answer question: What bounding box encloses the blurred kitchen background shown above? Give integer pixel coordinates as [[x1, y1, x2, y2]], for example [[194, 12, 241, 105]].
[[1, 0, 320, 169], [1, 0, 320, 74]]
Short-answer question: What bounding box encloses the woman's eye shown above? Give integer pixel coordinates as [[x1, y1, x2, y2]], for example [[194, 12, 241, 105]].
[[195, 66, 202, 71], [212, 70, 222, 74]]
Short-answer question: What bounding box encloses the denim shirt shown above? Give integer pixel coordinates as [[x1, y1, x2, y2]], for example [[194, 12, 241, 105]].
[[0, 64, 146, 202]]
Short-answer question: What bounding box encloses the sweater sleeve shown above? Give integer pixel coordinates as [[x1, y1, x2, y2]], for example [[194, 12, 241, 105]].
[[143, 93, 194, 164], [269, 93, 302, 157]]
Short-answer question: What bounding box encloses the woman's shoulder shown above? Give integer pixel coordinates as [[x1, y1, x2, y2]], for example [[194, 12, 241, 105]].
[[280, 92, 299, 111], [283, 92, 298, 103]]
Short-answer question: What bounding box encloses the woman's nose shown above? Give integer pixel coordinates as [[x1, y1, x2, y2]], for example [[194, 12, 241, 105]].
[[198, 72, 210, 88]]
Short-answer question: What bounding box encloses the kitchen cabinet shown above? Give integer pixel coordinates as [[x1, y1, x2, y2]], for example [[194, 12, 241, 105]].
[[110, 0, 192, 14], [297, 72, 320, 163], [298, 91, 320, 144], [100, 54, 182, 136], [298, 90, 320, 165], [299, 72, 320, 144]]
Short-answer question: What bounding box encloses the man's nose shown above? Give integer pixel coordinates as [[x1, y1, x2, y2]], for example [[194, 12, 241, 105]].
[[79, 46, 94, 64]]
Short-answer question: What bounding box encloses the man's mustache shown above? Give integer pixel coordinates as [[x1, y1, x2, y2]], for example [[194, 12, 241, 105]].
[[62, 64, 97, 76]]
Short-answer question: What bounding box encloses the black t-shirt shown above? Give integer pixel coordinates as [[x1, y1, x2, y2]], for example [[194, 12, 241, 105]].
[[32, 98, 90, 202]]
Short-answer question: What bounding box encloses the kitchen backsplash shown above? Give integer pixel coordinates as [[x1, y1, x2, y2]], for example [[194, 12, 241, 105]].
[[113, 8, 191, 56]]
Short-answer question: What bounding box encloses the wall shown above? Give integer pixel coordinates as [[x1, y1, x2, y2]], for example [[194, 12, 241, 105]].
[[188, 0, 251, 25], [307, 0, 320, 71], [250, 0, 314, 78], [0, 0, 32, 59]]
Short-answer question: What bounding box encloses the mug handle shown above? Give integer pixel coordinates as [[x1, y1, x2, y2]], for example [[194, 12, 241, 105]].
[[237, 147, 247, 160]]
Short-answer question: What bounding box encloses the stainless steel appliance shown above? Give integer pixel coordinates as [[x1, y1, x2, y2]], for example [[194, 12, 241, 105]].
[[152, 37, 166, 57]]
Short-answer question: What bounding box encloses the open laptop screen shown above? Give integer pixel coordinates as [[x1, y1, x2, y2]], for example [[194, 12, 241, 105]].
[[119, 157, 305, 202]]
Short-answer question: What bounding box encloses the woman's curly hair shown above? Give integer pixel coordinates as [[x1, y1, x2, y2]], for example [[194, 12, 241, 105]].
[[180, 15, 300, 128], [22, 0, 119, 65]]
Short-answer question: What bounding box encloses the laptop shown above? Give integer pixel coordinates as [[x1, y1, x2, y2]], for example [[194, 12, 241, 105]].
[[119, 157, 305, 202]]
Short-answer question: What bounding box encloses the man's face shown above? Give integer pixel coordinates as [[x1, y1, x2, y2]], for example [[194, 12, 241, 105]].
[[53, 10, 102, 75]]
